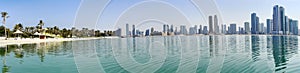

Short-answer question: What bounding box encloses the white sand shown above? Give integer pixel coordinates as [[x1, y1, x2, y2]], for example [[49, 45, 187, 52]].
[[0, 37, 102, 47]]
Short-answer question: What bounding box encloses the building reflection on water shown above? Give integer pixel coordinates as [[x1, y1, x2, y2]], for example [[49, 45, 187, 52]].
[[0, 41, 73, 73], [271, 36, 298, 72], [251, 36, 261, 61], [249, 36, 299, 72], [0, 36, 300, 73]]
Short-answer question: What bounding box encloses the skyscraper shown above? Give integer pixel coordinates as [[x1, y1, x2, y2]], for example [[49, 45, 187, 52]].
[[241, 28, 244, 34], [163, 24, 168, 33], [222, 24, 227, 34], [289, 19, 293, 34], [273, 5, 281, 34], [151, 27, 154, 35], [284, 16, 289, 35], [251, 13, 259, 34], [180, 25, 187, 35], [166, 25, 170, 33], [228, 24, 237, 34], [126, 24, 129, 36], [194, 25, 198, 34], [259, 23, 264, 34], [290, 19, 298, 35], [256, 17, 260, 34], [266, 19, 272, 34], [132, 25, 136, 36], [293, 20, 298, 35], [280, 7, 285, 34], [189, 27, 195, 35], [209, 16, 214, 34], [221, 24, 223, 34], [238, 27, 241, 34], [203, 26, 208, 35], [145, 29, 150, 36], [198, 25, 202, 34], [244, 22, 250, 34], [214, 15, 219, 34], [170, 25, 174, 32], [114, 28, 122, 36]]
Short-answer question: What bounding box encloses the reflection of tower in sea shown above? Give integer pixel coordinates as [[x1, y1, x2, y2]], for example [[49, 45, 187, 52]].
[[251, 36, 260, 61], [272, 36, 287, 72]]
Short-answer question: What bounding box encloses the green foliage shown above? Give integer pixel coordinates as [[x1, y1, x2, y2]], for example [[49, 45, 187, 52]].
[[0, 26, 11, 37]]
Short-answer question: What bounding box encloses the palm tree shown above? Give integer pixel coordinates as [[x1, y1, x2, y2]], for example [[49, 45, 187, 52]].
[[38, 20, 44, 29], [29, 27, 35, 34], [1, 12, 9, 40], [53, 26, 60, 35], [25, 27, 29, 32], [36, 20, 45, 34], [13, 23, 23, 32]]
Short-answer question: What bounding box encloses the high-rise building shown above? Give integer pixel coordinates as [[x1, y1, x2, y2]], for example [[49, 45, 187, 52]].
[[251, 13, 259, 34], [163, 24, 168, 33], [132, 25, 136, 36], [198, 25, 202, 34], [214, 15, 219, 34], [290, 19, 298, 35], [280, 7, 285, 34], [259, 23, 264, 34], [167, 25, 170, 33], [256, 17, 260, 34], [289, 19, 293, 34], [189, 27, 195, 35], [151, 27, 154, 35], [126, 24, 130, 36], [227, 26, 230, 34], [284, 16, 289, 35], [203, 26, 208, 35], [145, 29, 150, 36], [189, 25, 197, 35], [114, 28, 122, 36], [294, 20, 298, 35], [209, 16, 214, 34], [194, 25, 197, 34], [221, 24, 224, 34], [238, 27, 241, 34], [228, 24, 237, 34], [244, 22, 250, 34], [136, 30, 141, 36], [264, 27, 267, 34], [266, 19, 273, 34], [241, 28, 244, 34], [273, 5, 281, 34], [175, 27, 178, 34], [180, 25, 187, 35], [170, 25, 174, 32], [222, 24, 227, 34]]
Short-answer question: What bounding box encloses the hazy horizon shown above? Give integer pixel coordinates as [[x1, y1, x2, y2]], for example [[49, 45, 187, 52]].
[[1, 0, 299, 31]]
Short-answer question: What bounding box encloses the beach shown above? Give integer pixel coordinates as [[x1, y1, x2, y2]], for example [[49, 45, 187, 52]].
[[0, 37, 102, 47]]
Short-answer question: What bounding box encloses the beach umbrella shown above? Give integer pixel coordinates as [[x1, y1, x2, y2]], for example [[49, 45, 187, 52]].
[[14, 30, 23, 34]]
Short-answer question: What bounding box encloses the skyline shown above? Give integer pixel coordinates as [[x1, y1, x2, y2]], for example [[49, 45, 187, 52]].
[[1, 0, 300, 30]]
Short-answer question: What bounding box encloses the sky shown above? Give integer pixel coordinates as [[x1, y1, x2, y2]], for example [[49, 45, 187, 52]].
[[1, 0, 300, 31]]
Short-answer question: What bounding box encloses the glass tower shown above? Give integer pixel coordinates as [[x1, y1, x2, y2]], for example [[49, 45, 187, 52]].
[[251, 13, 258, 34], [273, 5, 280, 34]]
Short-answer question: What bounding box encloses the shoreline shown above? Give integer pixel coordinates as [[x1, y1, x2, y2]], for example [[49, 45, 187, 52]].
[[1, 34, 299, 47], [0, 37, 102, 47]]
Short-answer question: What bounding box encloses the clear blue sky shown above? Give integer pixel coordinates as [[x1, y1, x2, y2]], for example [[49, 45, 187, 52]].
[[1, 0, 299, 30]]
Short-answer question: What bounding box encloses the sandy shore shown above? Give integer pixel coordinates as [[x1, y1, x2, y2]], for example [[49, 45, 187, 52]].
[[0, 37, 102, 47]]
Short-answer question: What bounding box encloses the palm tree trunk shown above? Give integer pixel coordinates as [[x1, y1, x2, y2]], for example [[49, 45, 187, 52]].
[[3, 18, 7, 40]]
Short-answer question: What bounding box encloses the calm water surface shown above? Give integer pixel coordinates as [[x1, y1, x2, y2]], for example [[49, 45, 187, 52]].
[[1, 35, 300, 73]]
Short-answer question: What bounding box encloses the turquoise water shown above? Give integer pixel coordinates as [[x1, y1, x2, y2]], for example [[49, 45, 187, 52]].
[[1, 35, 300, 73]]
